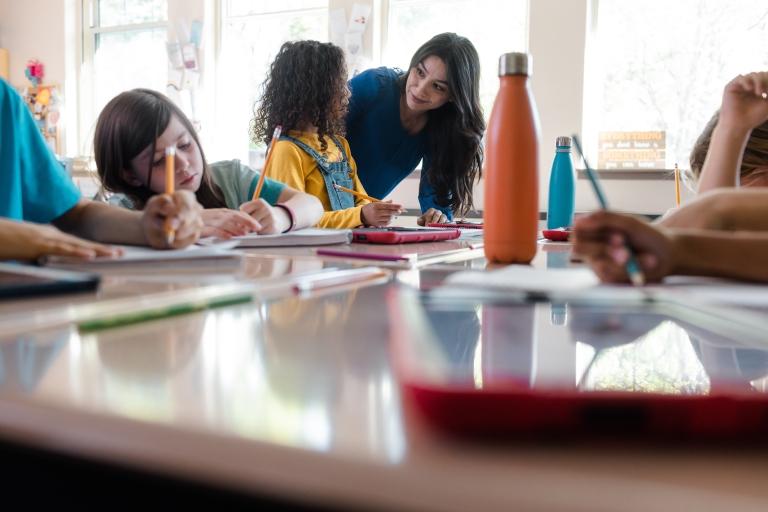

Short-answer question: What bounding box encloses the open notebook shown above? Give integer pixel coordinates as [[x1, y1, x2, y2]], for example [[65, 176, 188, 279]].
[[42, 241, 241, 268], [199, 228, 352, 248]]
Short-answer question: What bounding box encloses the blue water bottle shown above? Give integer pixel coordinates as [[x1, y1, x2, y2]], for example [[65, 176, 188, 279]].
[[547, 136, 576, 229]]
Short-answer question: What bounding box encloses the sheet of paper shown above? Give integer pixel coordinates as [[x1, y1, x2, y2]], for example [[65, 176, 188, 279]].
[[445, 265, 600, 294]]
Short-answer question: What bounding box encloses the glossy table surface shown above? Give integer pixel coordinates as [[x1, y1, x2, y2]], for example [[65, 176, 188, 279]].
[[2, 240, 768, 511]]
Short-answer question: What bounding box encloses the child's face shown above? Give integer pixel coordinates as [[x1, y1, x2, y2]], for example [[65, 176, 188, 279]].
[[404, 55, 451, 113], [128, 115, 204, 195]]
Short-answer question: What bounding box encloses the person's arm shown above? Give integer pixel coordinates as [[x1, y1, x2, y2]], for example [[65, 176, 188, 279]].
[[416, 155, 453, 225], [698, 72, 768, 192], [574, 210, 768, 283], [658, 188, 768, 231], [53, 192, 203, 249], [0, 218, 119, 261], [264, 187, 324, 231]]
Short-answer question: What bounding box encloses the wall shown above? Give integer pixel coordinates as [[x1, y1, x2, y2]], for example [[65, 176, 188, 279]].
[[0, 0, 693, 215]]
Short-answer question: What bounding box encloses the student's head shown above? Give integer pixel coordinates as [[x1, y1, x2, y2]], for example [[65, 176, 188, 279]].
[[689, 110, 768, 187], [402, 32, 481, 117], [400, 33, 485, 217], [251, 40, 348, 153], [94, 89, 225, 209]]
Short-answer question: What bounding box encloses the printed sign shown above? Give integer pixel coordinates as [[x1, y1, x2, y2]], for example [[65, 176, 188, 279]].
[[598, 131, 666, 169]]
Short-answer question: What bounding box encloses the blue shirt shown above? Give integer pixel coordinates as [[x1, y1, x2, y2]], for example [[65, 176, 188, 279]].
[[0, 79, 80, 222], [346, 67, 452, 219]]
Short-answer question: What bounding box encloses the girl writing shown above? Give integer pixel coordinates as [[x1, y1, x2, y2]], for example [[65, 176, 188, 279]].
[[94, 89, 323, 238]]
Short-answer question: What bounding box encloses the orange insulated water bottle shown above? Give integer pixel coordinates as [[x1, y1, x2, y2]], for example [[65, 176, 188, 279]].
[[483, 52, 540, 264]]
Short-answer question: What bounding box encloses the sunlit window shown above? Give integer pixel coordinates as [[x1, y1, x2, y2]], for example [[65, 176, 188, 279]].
[[585, 0, 768, 170], [81, 0, 168, 152], [214, 0, 329, 167]]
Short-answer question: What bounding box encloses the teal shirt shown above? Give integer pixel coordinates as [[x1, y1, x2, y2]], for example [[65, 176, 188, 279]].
[[208, 160, 285, 208], [0, 79, 80, 222], [109, 159, 285, 209]]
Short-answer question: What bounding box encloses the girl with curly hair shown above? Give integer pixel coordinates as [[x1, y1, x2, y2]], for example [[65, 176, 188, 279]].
[[346, 33, 485, 225], [252, 40, 402, 229]]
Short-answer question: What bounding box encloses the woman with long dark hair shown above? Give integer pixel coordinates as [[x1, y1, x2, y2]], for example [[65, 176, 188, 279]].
[[346, 32, 485, 224]]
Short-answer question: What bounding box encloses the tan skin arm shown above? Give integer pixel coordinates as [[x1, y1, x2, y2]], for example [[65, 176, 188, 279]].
[[574, 210, 768, 283], [698, 72, 768, 193], [52, 192, 203, 249], [659, 188, 768, 231]]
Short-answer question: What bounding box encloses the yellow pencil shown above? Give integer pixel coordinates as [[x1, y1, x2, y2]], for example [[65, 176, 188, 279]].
[[332, 183, 381, 202], [165, 146, 176, 245], [674, 163, 681, 207], [253, 125, 282, 201]]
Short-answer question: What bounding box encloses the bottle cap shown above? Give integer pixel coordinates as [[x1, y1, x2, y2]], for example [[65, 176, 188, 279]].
[[498, 53, 531, 77], [556, 136, 572, 147]]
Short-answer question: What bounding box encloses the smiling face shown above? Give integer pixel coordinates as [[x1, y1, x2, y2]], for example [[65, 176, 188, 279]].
[[125, 115, 204, 194], [404, 55, 451, 113]]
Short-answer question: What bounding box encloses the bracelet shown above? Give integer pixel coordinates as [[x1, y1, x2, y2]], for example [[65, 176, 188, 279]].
[[274, 203, 296, 233]]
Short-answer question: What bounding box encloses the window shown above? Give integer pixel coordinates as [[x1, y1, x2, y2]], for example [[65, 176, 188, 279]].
[[585, 0, 768, 170], [80, 0, 168, 153], [214, 0, 329, 167], [384, 0, 528, 122]]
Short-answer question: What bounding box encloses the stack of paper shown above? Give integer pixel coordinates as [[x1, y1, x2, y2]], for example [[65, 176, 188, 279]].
[[200, 228, 352, 248]]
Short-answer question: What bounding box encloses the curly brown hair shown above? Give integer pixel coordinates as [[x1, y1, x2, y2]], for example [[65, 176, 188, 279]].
[[251, 40, 348, 153]]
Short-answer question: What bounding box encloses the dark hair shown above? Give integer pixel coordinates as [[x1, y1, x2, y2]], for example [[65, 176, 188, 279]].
[[251, 40, 348, 153], [400, 33, 485, 217], [94, 88, 225, 209], [689, 110, 768, 185]]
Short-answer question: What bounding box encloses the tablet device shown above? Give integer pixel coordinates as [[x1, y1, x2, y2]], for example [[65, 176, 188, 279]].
[[0, 262, 100, 299], [389, 288, 768, 440], [352, 227, 461, 244]]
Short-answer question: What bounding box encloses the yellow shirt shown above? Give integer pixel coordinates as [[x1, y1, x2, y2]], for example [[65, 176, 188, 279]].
[[267, 131, 370, 229]]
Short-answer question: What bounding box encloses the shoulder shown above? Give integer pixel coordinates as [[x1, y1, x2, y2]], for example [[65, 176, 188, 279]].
[[349, 67, 402, 98], [209, 159, 256, 178]]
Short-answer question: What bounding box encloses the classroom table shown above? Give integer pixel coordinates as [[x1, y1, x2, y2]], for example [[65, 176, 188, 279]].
[[2, 240, 768, 511]]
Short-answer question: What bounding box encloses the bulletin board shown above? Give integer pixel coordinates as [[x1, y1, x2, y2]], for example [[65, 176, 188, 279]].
[[21, 84, 62, 155]]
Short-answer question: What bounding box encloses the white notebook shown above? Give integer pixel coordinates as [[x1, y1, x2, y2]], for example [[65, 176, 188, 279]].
[[200, 228, 352, 248], [43, 241, 240, 267]]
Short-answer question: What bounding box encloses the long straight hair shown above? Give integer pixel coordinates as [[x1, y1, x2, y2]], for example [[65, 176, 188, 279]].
[[400, 33, 485, 217], [94, 88, 225, 209]]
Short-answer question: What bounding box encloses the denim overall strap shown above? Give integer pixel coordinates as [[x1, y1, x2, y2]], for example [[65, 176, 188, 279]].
[[280, 135, 356, 210]]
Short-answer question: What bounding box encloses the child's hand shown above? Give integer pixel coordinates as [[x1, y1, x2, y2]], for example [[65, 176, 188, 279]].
[[239, 198, 289, 234], [417, 208, 448, 226], [719, 71, 768, 132], [0, 220, 120, 261], [361, 201, 402, 227], [201, 209, 261, 238], [143, 190, 204, 249], [573, 210, 675, 284]]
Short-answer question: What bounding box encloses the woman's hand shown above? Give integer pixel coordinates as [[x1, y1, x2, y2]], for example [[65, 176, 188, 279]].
[[417, 208, 448, 226], [719, 71, 768, 132], [239, 198, 290, 234], [142, 190, 204, 249], [573, 210, 676, 284], [361, 201, 403, 227], [201, 208, 261, 238], [0, 219, 120, 261]]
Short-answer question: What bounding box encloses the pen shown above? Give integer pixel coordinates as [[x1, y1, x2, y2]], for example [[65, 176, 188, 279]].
[[165, 146, 176, 246], [292, 267, 390, 293], [78, 285, 254, 332], [253, 125, 282, 201], [674, 163, 681, 207], [571, 134, 646, 287], [332, 183, 381, 202]]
